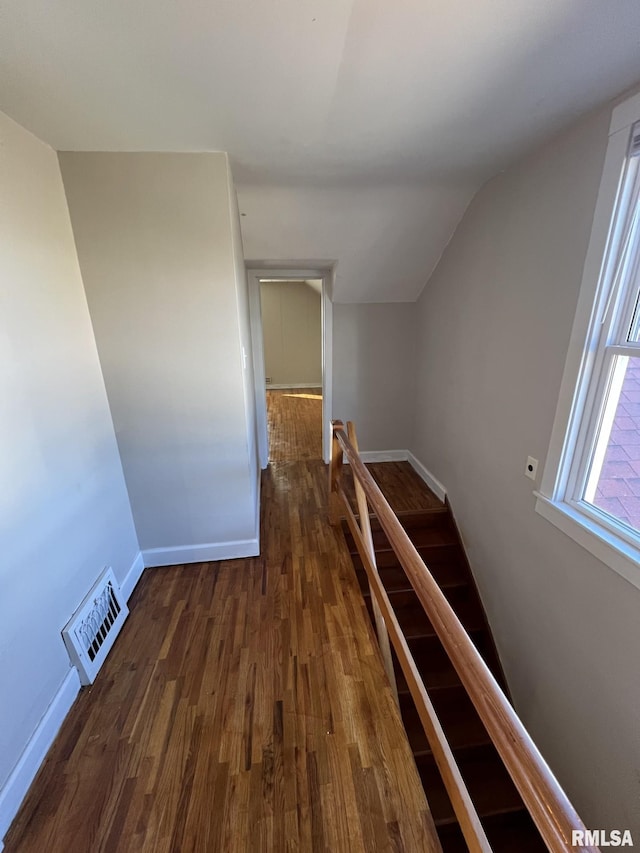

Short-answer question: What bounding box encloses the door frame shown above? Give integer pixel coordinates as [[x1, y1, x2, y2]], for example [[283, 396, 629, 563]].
[[247, 266, 334, 466]]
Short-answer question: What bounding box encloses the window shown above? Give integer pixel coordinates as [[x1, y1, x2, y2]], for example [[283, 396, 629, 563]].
[[537, 92, 640, 591]]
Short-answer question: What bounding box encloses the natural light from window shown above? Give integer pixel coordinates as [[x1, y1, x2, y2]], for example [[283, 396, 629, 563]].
[[586, 356, 640, 530], [536, 93, 640, 591]]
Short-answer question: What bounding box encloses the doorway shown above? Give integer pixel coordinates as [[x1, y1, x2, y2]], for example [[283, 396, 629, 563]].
[[247, 268, 333, 466]]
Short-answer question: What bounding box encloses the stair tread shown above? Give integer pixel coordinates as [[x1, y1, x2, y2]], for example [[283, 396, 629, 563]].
[[417, 745, 525, 826]]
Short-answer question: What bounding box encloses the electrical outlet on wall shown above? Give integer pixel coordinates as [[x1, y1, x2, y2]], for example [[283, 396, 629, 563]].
[[266, 377, 272, 384], [524, 456, 538, 480]]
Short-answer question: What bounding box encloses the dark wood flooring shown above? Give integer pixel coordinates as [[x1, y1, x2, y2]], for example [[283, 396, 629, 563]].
[[4, 391, 440, 852], [266, 388, 323, 463]]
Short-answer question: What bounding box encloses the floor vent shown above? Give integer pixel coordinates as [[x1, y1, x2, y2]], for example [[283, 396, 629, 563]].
[[62, 567, 129, 685]]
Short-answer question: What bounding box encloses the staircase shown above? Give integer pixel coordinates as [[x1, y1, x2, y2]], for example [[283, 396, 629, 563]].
[[342, 504, 547, 852]]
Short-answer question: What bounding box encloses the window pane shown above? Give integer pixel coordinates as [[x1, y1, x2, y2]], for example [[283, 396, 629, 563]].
[[626, 284, 640, 341], [585, 356, 640, 530]]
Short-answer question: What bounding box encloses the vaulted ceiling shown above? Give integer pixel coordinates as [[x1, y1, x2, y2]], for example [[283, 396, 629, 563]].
[[2, 0, 640, 300]]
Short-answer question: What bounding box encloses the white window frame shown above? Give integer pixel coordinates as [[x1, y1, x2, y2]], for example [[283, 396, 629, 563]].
[[536, 91, 640, 593]]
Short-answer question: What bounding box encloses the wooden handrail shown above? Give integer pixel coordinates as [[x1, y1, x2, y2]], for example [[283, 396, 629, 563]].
[[346, 421, 399, 703], [329, 420, 598, 853], [336, 429, 491, 853]]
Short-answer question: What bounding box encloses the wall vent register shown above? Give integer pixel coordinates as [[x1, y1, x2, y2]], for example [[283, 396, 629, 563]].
[[62, 567, 128, 684]]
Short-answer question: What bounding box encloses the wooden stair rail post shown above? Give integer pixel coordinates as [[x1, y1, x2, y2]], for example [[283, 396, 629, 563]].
[[328, 420, 344, 526], [332, 423, 599, 853], [346, 421, 399, 704]]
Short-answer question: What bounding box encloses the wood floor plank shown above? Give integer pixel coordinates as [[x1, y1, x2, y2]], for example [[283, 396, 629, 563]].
[[341, 461, 443, 516], [4, 390, 440, 852], [267, 388, 323, 463]]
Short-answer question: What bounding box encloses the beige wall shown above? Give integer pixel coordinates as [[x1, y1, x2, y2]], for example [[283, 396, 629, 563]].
[[59, 152, 259, 563], [411, 97, 640, 832], [333, 303, 416, 451], [261, 280, 322, 387], [0, 113, 139, 815]]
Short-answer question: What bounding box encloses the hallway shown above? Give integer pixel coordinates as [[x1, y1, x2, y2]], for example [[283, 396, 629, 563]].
[[5, 393, 438, 851]]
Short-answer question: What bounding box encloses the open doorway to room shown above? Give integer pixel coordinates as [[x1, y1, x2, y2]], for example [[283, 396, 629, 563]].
[[247, 268, 333, 467], [262, 278, 323, 462]]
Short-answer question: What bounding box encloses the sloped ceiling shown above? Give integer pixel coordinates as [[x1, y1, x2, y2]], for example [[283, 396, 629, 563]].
[[1, 0, 640, 300]]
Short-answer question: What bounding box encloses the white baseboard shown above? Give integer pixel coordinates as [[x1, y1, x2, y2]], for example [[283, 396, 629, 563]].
[[254, 468, 261, 553], [0, 546, 147, 847], [142, 538, 260, 567], [266, 383, 321, 390], [120, 550, 145, 601], [0, 668, 81, 844], [346, 449, 409, 463], [341, 448, 448, 503], [407, 451, 447, 502]]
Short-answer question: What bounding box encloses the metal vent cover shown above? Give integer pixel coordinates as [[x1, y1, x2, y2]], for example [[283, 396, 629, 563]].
[[62, 567, 129, 685]]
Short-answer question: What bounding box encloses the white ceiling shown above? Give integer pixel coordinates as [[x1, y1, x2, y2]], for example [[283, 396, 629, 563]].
[[2, 0, 640, 300]]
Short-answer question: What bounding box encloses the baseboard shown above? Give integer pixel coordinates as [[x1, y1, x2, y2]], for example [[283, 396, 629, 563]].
[[0, 547, 146, 846], [346, 449, 409, 463], [0, 668, 81, 844], [254, 468, 261, 553], [337, 446, 448, 501], [265, 383, 321, 390], [344, 450, 447, 501], [407, 451, 447, 502], [120, 550, 145, 602], [142, 538, 260, 567]]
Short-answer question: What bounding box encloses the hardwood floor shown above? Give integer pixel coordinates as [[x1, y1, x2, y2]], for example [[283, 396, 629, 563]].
[[5, 392, 440, 852], [267, 388, 323, 462], [341, 461, 443, 516]]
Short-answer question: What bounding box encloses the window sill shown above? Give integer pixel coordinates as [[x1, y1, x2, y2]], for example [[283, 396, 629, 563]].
[[534, 493, 640, 592]]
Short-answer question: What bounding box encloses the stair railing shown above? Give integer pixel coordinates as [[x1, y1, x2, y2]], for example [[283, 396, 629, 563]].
[[328, 420, 598, 853], [343, 421, 400, 702]]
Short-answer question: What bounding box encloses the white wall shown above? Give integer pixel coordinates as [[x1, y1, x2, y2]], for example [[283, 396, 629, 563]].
[[237, 183, 472, 302], [333, 303, 416, 451], [59, 152, 259, 564], [0, 113, 139, 814], [411, 97, 640, 832], [260, 280, 322, 387], [227, 166, 260, 537]]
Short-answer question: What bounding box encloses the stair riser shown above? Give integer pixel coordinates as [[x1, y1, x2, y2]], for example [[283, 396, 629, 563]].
[[364, 586, 485, 640], [437, 812, 548, 853], [399, 686, 491, 755], [353, 551, 467, 592], [345, 527, 457, 554], [361, 510, 450, 533], [392, 633, 505, 694], [416, 745, 526, 826]]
